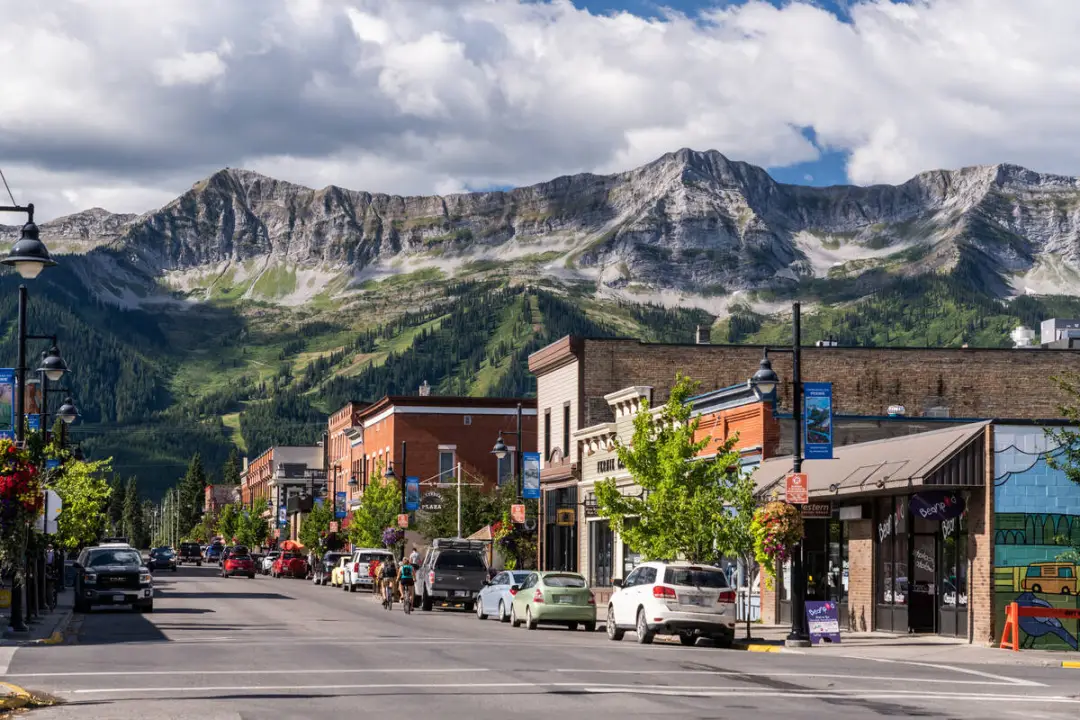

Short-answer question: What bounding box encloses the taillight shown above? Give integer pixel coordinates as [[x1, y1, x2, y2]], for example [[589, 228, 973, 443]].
[[509, 587, 518, 596], [533, 590, 544, 603], [587, 593, 596, 605], [717, 590, 735, 604], [652, 585, 677, 600], [429, 570, 435, 585], [354, 563, 359, 573]]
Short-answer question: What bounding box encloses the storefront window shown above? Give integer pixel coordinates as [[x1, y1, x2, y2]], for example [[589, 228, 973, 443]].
[[827, 520, 849, 604], [940, 508, 968, 607], [544, 486, 577, 572], [622, 518, 642, 577], [893, 496, 908, 606], [876, 497, 894, 604], [589, 520, 613, 586]]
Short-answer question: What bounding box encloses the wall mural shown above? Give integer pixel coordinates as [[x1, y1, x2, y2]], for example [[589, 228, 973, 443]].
[[993, 426, 1080, 651]]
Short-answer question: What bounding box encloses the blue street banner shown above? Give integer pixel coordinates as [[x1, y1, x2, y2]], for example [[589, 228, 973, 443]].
[[45, 459, 60, 470], [278, 505, 287, 528], [522, 452, 541, 499], [27, 414, 40, 432], [335, 490, 348, 519], [0, 369, 13, 440], [803, 381, 834, 460], [404, 478, 420, 512]]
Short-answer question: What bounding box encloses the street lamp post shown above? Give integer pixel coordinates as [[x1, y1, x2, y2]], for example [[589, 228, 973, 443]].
[[748, 301, 811, 648], [490, 402, 523, 498], [1, 202, 57, 633], [384, 441, 407, 560]]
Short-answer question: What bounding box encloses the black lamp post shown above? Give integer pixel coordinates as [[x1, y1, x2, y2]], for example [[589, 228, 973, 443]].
[[490, 402, 523, 499], [1, 202, 57, 633], [748, 301, 811, 648]]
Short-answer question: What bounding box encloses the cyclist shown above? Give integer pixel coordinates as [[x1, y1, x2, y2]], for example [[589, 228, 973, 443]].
[[398, 559, 415, 613], [378, 557, 397, 609]]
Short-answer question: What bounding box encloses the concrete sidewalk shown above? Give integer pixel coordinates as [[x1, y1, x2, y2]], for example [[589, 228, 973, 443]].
[[2, 589, 74, 646], [734, 624, 1080, 668]]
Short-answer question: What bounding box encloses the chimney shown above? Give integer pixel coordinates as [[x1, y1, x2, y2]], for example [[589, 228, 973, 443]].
[[695, 325, 711, 345], [419, 380, 431, 397]]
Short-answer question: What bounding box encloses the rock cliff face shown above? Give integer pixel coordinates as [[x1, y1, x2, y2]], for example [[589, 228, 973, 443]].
[[11, 149, 1080, 302]]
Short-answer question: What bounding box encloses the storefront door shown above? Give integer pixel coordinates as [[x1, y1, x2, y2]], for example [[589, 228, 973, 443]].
[[937, 509, 969, 638], [909, 533, 937, 633]]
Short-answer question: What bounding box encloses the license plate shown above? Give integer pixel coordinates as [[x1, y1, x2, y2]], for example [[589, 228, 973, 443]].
[[453, 590, 470, 597], [360, 578, 371, 584], [557, 595, 575, 604], [681, 595, 708, 607], [112, 594, 125, 602]]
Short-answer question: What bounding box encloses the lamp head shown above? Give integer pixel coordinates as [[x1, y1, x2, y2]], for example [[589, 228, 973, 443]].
[[750, 352, 779, 399], [2, 220, 56, 279], [58, 397, 78, 425], [39, 345, 67, 382], [491, 432, 509, 459]]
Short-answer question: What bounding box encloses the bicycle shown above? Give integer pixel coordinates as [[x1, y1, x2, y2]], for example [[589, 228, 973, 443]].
[[382, 580, 394, 611], [401, 583, 413, 614]]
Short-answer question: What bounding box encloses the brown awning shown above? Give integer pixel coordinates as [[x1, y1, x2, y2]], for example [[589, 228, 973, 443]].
[[752, 421, 990, 501]]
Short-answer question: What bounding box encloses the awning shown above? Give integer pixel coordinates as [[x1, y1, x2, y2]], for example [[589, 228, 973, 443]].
[[752, 421, 990, 501]]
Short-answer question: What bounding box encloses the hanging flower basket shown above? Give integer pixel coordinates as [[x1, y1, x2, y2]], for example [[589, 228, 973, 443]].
[[0, 440, 43, 576], [751, 501, 804, 580], [381, 526, 404, 548]]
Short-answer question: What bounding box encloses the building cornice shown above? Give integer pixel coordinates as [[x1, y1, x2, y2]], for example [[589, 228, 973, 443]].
[[527, 335, 583, 376]]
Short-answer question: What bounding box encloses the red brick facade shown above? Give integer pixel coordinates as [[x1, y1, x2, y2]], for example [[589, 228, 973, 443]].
[[327, 402, 368, 513]]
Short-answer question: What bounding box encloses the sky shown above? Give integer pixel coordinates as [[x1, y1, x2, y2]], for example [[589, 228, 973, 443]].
[[3, 0, 1080, 221]]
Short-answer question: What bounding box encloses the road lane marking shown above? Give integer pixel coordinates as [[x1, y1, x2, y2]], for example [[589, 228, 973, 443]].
[[0, 648, 16, 677], [581, 688, 1080, 703], [551, 669, 1031, 686], [836, 655, 1044, 687], [7, 668, 489, 678]]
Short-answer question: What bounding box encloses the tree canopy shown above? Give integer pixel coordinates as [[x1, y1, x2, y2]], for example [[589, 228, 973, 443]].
[[50, 454, 113, 551], [348, 461, 401, 549]]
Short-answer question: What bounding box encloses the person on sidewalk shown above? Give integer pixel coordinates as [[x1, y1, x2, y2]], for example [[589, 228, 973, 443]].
[[408, 547, 420, 567]]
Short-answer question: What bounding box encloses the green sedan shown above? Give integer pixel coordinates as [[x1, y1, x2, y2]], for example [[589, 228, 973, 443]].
[[509, 571, 597, 631]]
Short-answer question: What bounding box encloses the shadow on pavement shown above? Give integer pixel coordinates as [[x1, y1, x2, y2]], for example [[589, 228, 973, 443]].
[[158, 592, 292, 600], [67, 608, 170, 645]]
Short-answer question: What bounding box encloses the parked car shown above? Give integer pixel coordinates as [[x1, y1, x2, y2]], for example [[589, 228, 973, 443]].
[[73, 544, 154, 613], [508, 571, 596, 631], [606, 562, 736, 647], [342, 548, 395, 592], [417, 539, 488, 612], [221, 545, 256, 578], [272, 552, 308, 579], [205, 543, 224, 564], [475, 570, 535, 623], [261, 551, 280, 575], [147, 547, 177, 572], [177, 541, 202, 566], [314, 551, 350, 586], [330, 556, 350, 588]]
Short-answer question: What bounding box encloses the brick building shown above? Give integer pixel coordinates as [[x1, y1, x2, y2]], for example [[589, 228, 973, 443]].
[[240, 445, 325, 539], [204, 484, 240, 517], [353, 396, 537, 507], [327, 401, 369, 521]]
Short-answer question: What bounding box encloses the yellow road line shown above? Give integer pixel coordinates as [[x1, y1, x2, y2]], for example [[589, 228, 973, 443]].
[[1062, 661, 1080, 669]]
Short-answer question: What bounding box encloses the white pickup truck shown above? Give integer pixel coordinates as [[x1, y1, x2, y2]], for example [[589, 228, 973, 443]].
[[341, 548, 395, 592]]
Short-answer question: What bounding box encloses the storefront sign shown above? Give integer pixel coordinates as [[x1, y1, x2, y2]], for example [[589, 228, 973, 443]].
[[420, 492, 443, 513], [839, 505, 862, 521], [786, 473, 809, 504], [805, 601, 842, 644], [511, 504, 526, 523], [583, 498, 599, 518], [522, 452, 541, 500], [397, 513, 409, 529], [404, 477, 420, 512], [556, 508, 575, 526], [909, 491, 965, 521], [801, 502, 832, 519], [803, 382, 834, 460]]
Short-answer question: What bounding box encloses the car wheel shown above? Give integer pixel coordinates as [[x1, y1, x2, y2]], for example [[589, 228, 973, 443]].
[[476, 599, 488, 620], [606, 606, 624, 641], [196, 561, 201, 567], [567, 622, 578, 631], [74, 598, 89, 613], [498, 601, 510, 623], [635, 608, 654, 645], [526, 607, 538, 631], [136, 601, 154, 613], [679, 633, 697, 647], [1031, 584, 1042, 593], [422, 591, 433, 612], [172, 567, 177, 572], [510, 605, 521, 628], [248, 573, 255, 579], [464, 601, 475, 614], [584, 622, 596, 632]]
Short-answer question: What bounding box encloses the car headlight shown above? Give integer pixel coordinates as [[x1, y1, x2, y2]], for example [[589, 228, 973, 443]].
[[84, 573, 97, 585], [139, 573, 152, 585]]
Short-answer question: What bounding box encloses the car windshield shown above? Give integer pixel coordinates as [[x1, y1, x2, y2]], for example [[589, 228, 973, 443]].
[[664, 566, 729, 588], [544, 574, 586, 588], [357, 552, 391, 563], [435, 551, 484, 570], [151, 548, 173, 556], [88, 550, 142, 567]]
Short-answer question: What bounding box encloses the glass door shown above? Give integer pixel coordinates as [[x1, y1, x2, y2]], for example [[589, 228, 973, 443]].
[[909, 533, 937, 633], [937, 509, 968, 637]]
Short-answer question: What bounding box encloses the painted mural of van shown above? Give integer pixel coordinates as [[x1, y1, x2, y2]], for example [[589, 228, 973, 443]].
[[1021, 562, 1078, 595]]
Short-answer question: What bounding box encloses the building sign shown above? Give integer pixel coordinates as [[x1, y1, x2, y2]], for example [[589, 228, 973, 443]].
[[805, 601, 842, 644], [522, 452, 541, 500], [405, 477, 420, 512], [800, 502, 832, 519], [397, 513, 409, 529], [909, 491, 965, 521], [583, 496, 599, 518], [334, 491, 347, 519], [511, 504, 525, 523], [838, 505, 862, 521], [0, 369, 13, 440], [556, 508, 575, 526], [420, 492, 443, 513], [803, 382, 834, 460], [785, 473, 809, 505]]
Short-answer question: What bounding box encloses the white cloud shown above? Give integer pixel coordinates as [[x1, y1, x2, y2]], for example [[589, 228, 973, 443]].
[[1, 0, 1080, 221]]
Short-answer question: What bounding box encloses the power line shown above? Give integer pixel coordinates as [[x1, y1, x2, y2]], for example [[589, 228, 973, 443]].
[[0, 166, 17, 206]]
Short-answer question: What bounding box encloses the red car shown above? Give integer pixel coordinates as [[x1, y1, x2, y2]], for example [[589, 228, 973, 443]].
[[221, 545, 256, 578], [272, 552, 308, 579]]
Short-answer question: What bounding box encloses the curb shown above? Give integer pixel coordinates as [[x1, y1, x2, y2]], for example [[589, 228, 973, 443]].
[[1063, 661, 1080, 669], [733, 643, 783, 653]]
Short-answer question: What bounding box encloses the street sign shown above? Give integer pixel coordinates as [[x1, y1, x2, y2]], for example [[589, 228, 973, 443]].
[[510, 504, 525, 523], [786, 473, 809, 504], [397, 513, 409, 529], [420, 492, 443, 513], [801, 502, 831, 519]]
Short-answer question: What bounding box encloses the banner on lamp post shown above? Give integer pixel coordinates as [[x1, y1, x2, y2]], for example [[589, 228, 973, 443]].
[[334, 491, 347, 519], [405, 477, 420, 511], [803, 381, 834, 460], [522, 452, 541, 499], [0, 369, 13, 440], [27, 414, 40, 432]]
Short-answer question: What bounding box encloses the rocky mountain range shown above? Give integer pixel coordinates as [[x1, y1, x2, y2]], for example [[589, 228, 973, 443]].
[[6, 149, 1080, 310]]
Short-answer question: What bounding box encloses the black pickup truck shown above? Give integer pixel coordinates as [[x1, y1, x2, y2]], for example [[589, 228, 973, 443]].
[[177, 541, 202, 566], [417, 539, 489, 612]]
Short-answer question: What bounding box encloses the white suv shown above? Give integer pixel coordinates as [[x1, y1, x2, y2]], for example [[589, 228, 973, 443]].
[[342, 548, 395, 592], [606, 561, 736, 647]]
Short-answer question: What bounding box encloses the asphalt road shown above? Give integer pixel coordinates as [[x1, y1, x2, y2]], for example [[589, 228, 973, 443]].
[[2, 565, 1079, 719]]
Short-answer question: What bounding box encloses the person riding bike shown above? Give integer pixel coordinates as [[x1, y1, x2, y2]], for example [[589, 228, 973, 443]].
[[378, 558, 397, 608], [398, 560, 415, 612]]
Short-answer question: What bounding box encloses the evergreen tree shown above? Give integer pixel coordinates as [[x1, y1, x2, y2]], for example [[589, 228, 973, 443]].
[[122, 476, 141, 544], [107, 474, 126, 535], [222, 447, 242, 485], [178, 452, 208, 534]]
